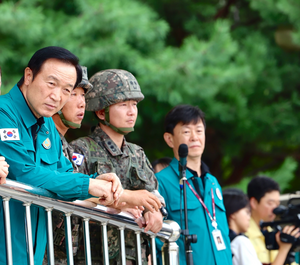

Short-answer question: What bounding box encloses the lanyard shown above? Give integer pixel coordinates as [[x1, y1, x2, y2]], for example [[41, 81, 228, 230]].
[[186, 180, 217, 229]]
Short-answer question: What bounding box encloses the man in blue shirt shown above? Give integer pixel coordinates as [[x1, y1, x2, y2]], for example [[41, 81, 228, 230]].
[[0, 66, 9, 184], [156, 104, 232, 265], [0, 46, 124, 265]]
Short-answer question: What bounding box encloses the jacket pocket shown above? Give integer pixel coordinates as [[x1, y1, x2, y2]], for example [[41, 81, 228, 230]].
[[40, 152, 59, 170], [129, 166, 148, 190], [169, 196, 200, 212], [214, 198, 226, 212], [94, 159, 115, 175]]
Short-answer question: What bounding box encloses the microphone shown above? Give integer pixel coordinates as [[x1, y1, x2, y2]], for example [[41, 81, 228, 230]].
[[179, 144, 188, 188], [178, 144, 196, 265], [179, 144, 188, 169]]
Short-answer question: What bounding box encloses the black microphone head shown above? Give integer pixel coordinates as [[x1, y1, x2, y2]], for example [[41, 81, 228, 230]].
[[178, 144, 188, 158]]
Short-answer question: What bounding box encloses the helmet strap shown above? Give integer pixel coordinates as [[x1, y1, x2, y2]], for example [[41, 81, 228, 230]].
[[100, 106, 134, 135], [58, 110, 81, 129]]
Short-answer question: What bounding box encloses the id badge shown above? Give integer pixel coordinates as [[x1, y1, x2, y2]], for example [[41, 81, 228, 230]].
[[212, 229, 226, 251]]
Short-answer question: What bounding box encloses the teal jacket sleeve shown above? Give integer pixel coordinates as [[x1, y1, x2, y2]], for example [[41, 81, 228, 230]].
[[0, 108, 91, 201]]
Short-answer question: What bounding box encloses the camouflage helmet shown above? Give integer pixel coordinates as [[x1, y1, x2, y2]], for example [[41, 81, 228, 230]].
[[77, 66, 93, 92], [85, 69, 144, 111]]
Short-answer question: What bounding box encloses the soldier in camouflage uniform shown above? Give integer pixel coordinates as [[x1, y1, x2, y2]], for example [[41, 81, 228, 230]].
[[52, 66, 93, 171], [49, 66, 93, 265], [70, 69, 165, 265]]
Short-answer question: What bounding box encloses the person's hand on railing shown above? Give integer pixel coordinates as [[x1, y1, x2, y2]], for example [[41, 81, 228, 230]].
[[122, 207, 144, 219], [88, 178, 117, 205], [115, 189, 162, 213], [95, 173, 123, 201], [0, 156, 9, 184], [135, 211, 163, 233]]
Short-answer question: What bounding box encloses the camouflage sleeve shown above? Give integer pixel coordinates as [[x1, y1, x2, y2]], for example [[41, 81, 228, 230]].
[[142, 153, 166, 206], [69, 138, 91, 175]]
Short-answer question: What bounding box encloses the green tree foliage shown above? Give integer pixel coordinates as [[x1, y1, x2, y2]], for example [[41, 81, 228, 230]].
[[1, 0, 300, 191]]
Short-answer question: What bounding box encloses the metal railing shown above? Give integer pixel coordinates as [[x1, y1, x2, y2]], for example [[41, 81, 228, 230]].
[[0, 180, 180, 265]]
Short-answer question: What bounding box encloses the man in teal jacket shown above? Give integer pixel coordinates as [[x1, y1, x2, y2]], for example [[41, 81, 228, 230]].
[[156, 105, 232, 265], [0, 47, 123, 265]]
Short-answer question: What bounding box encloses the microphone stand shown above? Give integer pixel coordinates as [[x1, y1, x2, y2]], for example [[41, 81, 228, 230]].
[[180, 163, 197, 265]]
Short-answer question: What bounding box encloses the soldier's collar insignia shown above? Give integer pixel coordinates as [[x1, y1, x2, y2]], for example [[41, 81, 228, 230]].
[[42, 138, 51, 149]]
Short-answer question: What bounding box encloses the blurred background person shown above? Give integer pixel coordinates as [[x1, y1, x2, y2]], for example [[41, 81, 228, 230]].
[[151, 157, 172, 173], [246, 176, 299, 265], [223, 188, 299, 265]]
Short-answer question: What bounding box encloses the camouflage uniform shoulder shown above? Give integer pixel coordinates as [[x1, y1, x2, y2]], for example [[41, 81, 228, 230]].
[[126, 141, 143, 152], [69, 136, 99, 175], [70, 136, 99, 153]]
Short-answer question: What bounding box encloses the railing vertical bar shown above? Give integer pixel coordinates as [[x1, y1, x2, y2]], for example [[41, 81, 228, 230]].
[[118, 227, 126, 265], [2, 197, 13, 265], [0, 180, 181, 265], [151, 235, 157, 265], [101, 222, 109, 265], [135, 231, 142, 265], [45, 208, 55, 265], [64, 213, 74, 265], [24, 202, 34, 265], [162, 241, 180, 265], [83, 218, 92, 265]]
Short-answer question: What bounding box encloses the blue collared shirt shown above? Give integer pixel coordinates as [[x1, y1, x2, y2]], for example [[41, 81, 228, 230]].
[[0, 85, 95, 265], [156, 157, 232, 265]]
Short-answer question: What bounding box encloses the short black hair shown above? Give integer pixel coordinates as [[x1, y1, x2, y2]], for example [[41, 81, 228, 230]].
[[223, 188, 250, 221], [17, 46, 82, 89], [247, 176, 280, 203], [164, 104, 206, 134], [151, 157, 172, 172]]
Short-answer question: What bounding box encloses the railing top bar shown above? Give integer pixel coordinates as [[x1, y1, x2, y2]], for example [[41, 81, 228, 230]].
[[0, 180, 179, 241]]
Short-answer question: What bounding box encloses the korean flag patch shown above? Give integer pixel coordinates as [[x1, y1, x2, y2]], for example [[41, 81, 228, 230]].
[[0, 128, 20, 141], [72, 153, 84, 166]]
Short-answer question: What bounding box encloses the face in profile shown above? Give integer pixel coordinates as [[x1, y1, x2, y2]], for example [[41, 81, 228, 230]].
[[253, 190, 280, 222], [61, 87, 86, 128], [23, 58, 77, 118], [230, 207, 251, 234]]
